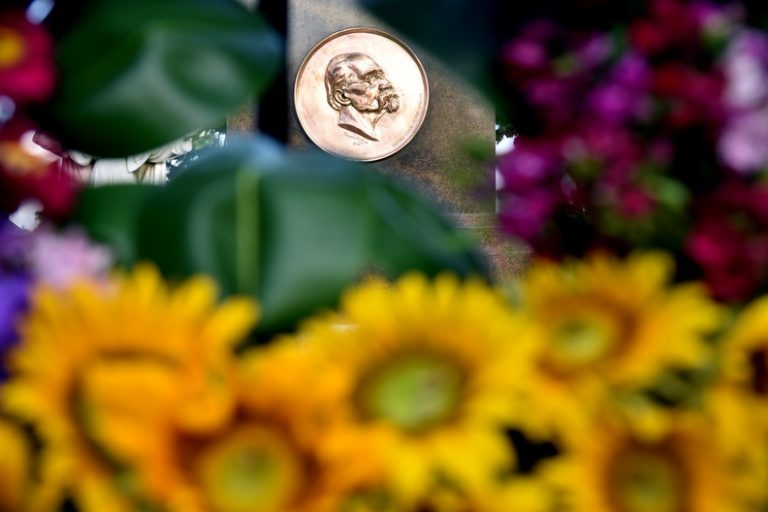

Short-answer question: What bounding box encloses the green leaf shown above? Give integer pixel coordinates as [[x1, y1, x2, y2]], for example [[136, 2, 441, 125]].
[[359, 0, 497, 99], [69, 184, 160, 266], [50, 0, 281, 157], [134, 139, 489, 337]]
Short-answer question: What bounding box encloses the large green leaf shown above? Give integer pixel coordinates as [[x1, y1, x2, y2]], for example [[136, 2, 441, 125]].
[[74, 139, 489, 338], [70, 184, 160, 266], [49, 0, 281, 157], [359, 0, 497, 100]]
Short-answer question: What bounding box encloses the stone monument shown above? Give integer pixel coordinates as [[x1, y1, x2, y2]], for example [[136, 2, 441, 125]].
[[286, 0, 528, 282], [286, 0, 495, 217], [233, 0, 528, 280]]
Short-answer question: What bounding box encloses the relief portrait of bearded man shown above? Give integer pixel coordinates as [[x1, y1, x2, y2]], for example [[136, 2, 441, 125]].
[[324, 52, 400, 141]]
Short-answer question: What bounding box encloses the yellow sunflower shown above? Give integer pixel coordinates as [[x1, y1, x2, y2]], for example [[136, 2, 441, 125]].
[[1, 264, 258, 511], [116, 342, 384, 512], [550, 410, 766, 512], [701, 382, 768, 504], [296, 273, 532, 504], [719, 296, 768, 423], [705, 297, 768, 499], [516, 252, 722, 439], [0, 417, 30, 510], [339, 477, 554, 512], [414, 477, 554, 512]]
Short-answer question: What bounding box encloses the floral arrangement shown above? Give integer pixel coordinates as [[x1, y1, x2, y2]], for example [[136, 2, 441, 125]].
[[0, 7, 77, 218], [3, 0, 768, 511], [5, 241, 768, 511], [498, 0, 768, 302]]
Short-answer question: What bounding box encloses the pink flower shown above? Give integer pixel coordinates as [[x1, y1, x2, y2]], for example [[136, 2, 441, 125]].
[[719, 107, 768, 174], [723, 30, 768, 109], [26, 226, 113, 288]]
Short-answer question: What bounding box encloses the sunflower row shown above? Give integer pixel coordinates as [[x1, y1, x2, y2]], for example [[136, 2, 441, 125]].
[[1, 252, 767, 511]]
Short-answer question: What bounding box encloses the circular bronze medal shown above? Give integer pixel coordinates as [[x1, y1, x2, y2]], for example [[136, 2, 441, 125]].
[[294, 27, 429, 162]]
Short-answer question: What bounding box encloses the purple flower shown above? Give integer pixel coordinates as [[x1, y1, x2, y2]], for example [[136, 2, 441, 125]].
[[613, 54, 651, 90], [719, 107, 768, 174], [692, 1, 736, 33], [0, 272, 29, 378], [0, 220, 31, 271], [576, 35, 612, 71], [503, 39, 548, 71], [588, 54, 652, 125], [589, 83, 639, 124], [499, 189, 560, 240], [526, 78, 570, 109], [498, 139, 562, 192]]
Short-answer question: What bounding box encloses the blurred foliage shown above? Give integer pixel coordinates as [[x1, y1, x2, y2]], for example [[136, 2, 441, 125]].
[[166, 124, 227, 179], [70, 184, 160, 265], [71, 139, 490, 339], [43, 0, 280, 157], [360, 0, 499, 102]]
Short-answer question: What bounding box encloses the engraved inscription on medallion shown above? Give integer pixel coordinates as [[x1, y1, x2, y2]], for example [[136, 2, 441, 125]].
[[294, 28, 429, 162]]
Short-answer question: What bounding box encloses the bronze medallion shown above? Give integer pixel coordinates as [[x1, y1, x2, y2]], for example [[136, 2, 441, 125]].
[[294, 27, 429, 162]]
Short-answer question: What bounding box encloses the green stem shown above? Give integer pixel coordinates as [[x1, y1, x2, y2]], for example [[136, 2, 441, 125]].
[[235, 167, 260, 293]]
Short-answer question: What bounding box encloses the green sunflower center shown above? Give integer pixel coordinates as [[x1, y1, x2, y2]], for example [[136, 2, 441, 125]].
[[0, 28, 25, 69], [357, 352, 465, 433], [196, 426, 304, 512], [548, 314, 618, 369], [610, 447, 686, 512]]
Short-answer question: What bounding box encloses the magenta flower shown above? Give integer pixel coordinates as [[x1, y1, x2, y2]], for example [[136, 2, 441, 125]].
[[0, 118, 80, 218], [575, 35, 612, 72], [498, 139, 562, 191], [499, 189, 560, 241], [686, 219, 766, 301], [502, 39, 548, 73], [589, 83, 643, 125], [614, 184, 656, 219], [588, 54, 653, 125], [686, 181, 768, 302], [0, 10, 55, 104], [498, 138, 567, 243], [566, 124, 643, 170]]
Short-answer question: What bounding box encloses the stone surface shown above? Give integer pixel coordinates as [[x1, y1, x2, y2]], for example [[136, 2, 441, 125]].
[[287, 0, 495, 214], [227, 103, 257, 134]]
